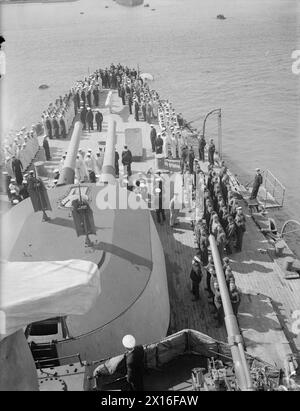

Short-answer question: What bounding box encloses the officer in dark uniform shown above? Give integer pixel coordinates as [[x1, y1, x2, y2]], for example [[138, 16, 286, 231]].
[[250, 168, 263, 200], [122, 145, 133, 177], [213, 283, 224, 327], [235, 207, 246, 251], [122, 335, 144, 391], [95, 110, 103, 132], [150, 125, 157, 153], [11, 155, 23, 185], [155, 134, 163, 154], [86, 108, 94, 132], [198, 135, 206, 161], [190, 256, 203, 301]]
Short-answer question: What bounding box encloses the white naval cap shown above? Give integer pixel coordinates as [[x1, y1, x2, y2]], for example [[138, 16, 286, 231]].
[[122, 334, 136, 349]]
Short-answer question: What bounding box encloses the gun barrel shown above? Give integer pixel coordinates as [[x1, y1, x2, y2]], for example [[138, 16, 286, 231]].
[[100, 118, 117, 184], [209, 234, 254, 391], [57, 118, 82, 186]]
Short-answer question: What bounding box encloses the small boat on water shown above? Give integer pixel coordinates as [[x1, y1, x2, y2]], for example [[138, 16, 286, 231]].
[[217, 14, 226, 20], [38, 84, 49, 90]]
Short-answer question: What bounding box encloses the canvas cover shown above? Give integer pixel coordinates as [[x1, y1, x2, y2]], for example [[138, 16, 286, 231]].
[[0, 259, 100, 339]]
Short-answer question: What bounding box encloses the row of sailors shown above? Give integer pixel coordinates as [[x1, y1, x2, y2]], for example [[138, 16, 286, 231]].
[[2, 129, 39, 174], [73, 79, 102, 111], [190, 254, 240, 326], [58, 148, 105, 183], [41, 91, 75, 138], [151, 125, 187, 159]]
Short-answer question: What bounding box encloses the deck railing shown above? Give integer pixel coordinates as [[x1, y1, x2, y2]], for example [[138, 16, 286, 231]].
[[262, 169, 286, 209]]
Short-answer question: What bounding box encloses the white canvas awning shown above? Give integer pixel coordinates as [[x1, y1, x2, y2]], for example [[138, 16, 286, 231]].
[[0, 259, 100, 339]]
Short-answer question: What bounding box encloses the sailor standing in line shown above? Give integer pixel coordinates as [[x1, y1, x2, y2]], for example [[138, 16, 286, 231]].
[[154, 173, 166, 225], [122, 335, 145, 391], [250, 168, 263, 200], [198, 134, 206, 162], [208, 139, 215, 165], [42, 135, 51, 161], [190, 255, 203, 302], [150, 125, 157, 153], [95, 110, 103, 132], [122, 145, 133, 177], [11, 155, 23, 185], [86, 107, 94, 132], [235, 206, 246, 252]]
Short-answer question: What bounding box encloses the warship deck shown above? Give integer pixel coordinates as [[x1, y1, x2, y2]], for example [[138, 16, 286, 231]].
[[8, 89, 300, 369]]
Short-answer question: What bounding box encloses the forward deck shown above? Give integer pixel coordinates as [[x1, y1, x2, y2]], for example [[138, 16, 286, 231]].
[[7, 88, 300, 370]]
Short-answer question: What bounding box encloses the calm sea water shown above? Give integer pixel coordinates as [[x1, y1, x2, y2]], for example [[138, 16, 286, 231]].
[[1, 0, 299, 250]]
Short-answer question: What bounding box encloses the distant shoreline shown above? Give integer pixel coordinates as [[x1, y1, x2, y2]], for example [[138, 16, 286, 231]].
[[0, 0, 79, 4]]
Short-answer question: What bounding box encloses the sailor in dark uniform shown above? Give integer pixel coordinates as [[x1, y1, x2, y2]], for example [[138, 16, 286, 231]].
[[59, 116, 67, 139], [11, 155, 23, 185], [155, 134, 163, 155], [122, 335, 144, 391], [52, 116, 60, 139], [208, 139, 215, 165], [95, 110, 103, 132], [198, 135, 206, 161], [42, 135, 51, 161], [155, 173, 166, 224], [27, 170, 52, 221], [229, 282, 240, 318], [122, 145, 133, 177], [250, 168, 263, 200], [188, 146, 195, 174], [190, 255, 203, 301], [81, 89, 86, 106], [213, 283, 224, 327], [45, 116, 53, 139], [87, 89, 92, 108], [150, 125, 157, 153], [134, 99, 140, 121], [235, 207, 246, 252], [120, 86, 126, 106], [86, 107, 94, 132], [93, 86, 99, 107]]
